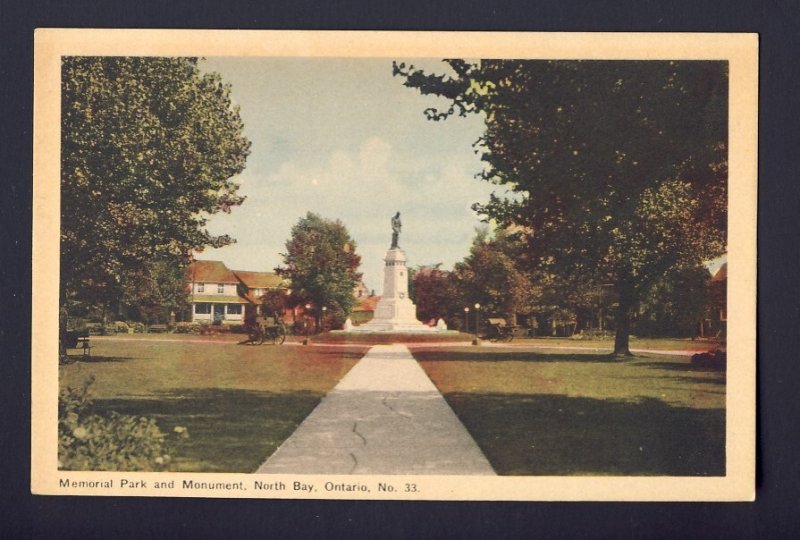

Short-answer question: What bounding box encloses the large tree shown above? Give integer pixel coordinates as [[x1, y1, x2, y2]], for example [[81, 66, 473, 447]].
[[452, 227, 539, 327], [277, 212, 362, 330], [61, 56, 250, 319], [395, 60, 727, 355], [411, 264, 460, 326]]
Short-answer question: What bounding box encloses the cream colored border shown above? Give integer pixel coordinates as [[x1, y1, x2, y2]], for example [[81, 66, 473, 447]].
[[32, 29, 757, 501]]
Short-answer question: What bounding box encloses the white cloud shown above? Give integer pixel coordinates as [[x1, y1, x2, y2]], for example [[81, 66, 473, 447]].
[[196, 58, 496, 290]]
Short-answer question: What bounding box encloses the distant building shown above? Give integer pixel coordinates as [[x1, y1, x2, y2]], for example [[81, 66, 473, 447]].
[[186, 260, 374, 328], [701, 262, 727, 338], [186, 260, 249, 324], [233, 269, 287, 320]]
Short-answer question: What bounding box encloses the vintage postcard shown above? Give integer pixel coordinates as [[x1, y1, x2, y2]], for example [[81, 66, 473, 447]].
[[32, 30, 757, 500]]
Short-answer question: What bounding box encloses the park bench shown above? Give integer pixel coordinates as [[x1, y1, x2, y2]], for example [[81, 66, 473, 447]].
[[148, 324, 168, 333], [486, 318, 517, 342], [62, 329, 92, 359]]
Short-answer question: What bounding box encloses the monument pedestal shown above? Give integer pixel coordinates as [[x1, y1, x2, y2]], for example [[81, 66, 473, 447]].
[[349, 247, 438, 333]]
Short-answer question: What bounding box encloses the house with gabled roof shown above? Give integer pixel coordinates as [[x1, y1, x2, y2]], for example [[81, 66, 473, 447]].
[[706, 262, 727, 337], [186, 260, 249, 324], [232, 269, 288, 319]]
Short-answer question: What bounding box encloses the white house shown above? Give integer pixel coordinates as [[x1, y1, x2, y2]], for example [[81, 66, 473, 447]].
[[186, 260, 249, 324]]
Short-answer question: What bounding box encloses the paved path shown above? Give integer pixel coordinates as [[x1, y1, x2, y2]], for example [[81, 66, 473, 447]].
[[256, 344, 495, 475]]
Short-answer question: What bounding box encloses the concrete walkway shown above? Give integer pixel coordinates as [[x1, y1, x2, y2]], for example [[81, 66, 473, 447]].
[[256, 344, 495, 475]]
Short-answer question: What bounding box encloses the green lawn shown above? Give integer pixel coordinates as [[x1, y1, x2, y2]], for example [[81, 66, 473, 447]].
[[412, 345, 725, 476], [511, 336, 724, 351], [60, 334, 365, 472]]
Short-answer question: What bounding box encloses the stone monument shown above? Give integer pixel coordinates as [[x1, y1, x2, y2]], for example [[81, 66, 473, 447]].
[[349, 212, 439, 333]]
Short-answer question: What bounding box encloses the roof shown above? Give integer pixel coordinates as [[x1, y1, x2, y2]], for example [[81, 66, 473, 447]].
[[189, 294, 250, 304], [233, 270, 285, 289], [711, 263, 727, 282], [187, 260, 239, 284]]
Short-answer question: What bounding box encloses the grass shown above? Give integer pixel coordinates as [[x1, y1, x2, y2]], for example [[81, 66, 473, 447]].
[[511, 336, 724, 352], [59, 334, 366, 472], [412, 346, 725, 476], [315, 331, 473, 345]]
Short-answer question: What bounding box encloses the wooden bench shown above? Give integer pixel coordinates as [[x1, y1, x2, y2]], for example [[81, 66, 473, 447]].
[[148, 324, 168, 333], [486, 318, 517, 342], [63, 330, 92, 358]]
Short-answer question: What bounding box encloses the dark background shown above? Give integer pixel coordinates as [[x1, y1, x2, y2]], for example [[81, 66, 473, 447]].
[[2, 1, 797, 537]]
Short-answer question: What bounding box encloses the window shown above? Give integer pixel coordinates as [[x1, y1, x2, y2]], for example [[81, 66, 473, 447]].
[[218, 283, 224, 294], [194, 303, 211, 314], [226, 304, 242, 315], [197, 283, 204, 293]]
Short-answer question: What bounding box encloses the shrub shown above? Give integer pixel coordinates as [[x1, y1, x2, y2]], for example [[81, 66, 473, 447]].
[[125, 321, 146, 333], [199, 323, 231, 335], [173, 322, 200, 334], [114, 321, 130, 333], [58, 376, 189, 471], [85, 323, 104, 336]]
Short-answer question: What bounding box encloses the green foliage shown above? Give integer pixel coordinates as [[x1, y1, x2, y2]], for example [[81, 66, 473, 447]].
[[277, 212, 362, 321], [452, 228, 540, 324], [261, 289, 290, 318], [412, 264, 460, 325], [634, 265, 710, 337], [58, 377, 189, 471], [61, 56, 251, 317], [395, 60, 728, 353], [118, 258, 190, 324]]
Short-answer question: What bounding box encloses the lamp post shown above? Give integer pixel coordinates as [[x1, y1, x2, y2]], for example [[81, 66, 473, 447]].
[[321, 306, 327, 332], [304, 303, 312, 335], [474, 303, 481, 339], [463, 307, 470, 334]]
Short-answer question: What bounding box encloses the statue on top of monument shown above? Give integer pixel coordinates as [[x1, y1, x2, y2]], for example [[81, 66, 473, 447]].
[[391, 211, 401, 249]]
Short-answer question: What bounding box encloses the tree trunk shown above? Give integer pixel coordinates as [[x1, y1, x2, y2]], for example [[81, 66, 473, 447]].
[[613, 288, 634, 357]]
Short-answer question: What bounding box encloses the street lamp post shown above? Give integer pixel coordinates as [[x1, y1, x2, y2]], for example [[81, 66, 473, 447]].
[[474, 303, 481, 339], [304, 303, 312, 335], [321, 306, 327, 332], [463, 307, 470, 334]]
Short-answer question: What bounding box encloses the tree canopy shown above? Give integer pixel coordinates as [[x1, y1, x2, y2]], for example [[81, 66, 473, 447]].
[[452, 228, 539, 326], [61, 56, 251, 317], [277, 212, 362, 327], [395, 60, 728, 354], [411, 264, 459, 325]]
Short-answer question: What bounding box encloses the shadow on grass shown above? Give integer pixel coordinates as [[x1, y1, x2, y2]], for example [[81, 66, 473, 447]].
[[92, 388, 323, 473], [443, 392, 725, 476], [636, 360, 727, 375], [312, 349, 371, 361], [71, 355, 136, 363], [413, 349, 619, 363]]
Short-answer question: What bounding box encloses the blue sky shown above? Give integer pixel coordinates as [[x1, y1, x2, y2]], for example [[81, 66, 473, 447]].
[[196, 57, 497, 291]]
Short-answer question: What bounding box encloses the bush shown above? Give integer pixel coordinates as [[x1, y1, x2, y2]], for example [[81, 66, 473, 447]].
[[114, 321, 130, 333], [229, 324, 247, 334], [85, 322, 104, 336], [174, 322, 200, 334], [58, 376, 188, 471], [126, 321, 146, 333], [199, 323, 231, 335]]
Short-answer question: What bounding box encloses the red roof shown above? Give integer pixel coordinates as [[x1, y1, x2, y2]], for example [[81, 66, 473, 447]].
[[187, 260, 239, 284], [233, 270, 284, 289], [711, 263, 727, 282]]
